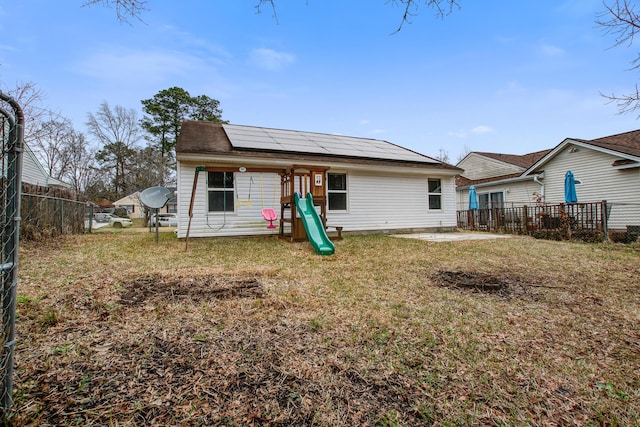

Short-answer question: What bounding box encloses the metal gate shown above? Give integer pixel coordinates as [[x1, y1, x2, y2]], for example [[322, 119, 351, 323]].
[[0, 92, 24, 413]]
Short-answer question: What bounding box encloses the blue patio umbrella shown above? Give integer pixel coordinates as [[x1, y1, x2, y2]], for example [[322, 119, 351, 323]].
[[468, 185, 479, 210], [564, 170, 578, 203]]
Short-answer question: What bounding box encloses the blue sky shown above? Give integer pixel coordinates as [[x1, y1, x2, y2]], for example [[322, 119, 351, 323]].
[[1, 0, 639, 161]]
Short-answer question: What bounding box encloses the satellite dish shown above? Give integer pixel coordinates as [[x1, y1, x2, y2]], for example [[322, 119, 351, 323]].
[[140, 186, 172, 209]]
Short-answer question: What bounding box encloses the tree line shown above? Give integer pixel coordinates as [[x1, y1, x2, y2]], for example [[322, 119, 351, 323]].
[[13, 86, 225, 202]]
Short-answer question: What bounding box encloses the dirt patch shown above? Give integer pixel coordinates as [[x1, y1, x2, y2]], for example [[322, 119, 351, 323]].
[[432, 270, 539, 298], [119, 273, 265, 307]]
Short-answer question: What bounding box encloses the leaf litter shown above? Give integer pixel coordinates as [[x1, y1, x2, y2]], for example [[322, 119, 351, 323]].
[[9, 234, 640, 426]]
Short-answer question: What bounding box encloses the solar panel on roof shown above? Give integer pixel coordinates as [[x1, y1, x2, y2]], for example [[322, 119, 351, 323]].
[[223, 124, 435, 163]]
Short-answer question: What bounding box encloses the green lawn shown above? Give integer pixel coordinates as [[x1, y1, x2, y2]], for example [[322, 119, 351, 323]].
[[9, 233, 640, 426]]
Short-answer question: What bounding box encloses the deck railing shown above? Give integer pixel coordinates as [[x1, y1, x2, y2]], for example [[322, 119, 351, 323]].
[[457, 201, 613, 242]]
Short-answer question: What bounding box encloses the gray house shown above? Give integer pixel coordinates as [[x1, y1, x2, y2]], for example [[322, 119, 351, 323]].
[[22, 143, 71, 189]]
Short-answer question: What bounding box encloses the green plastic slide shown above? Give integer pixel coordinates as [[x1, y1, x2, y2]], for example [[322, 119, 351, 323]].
[[294, 192, 335, 255]]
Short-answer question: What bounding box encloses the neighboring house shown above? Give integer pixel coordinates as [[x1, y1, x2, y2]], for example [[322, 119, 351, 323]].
[[113, 192, 143, 218], [456, 129, 640, 230], [22, 143, 71, 189], [94, 199, 114, 212], [175, 122, 462, 239], [165, 187, 177, 213], [114, 188, 177, 218], [455, 150, 551, 210]]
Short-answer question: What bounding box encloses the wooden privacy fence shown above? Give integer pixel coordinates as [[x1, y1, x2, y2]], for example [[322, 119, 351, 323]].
[[457, 201, 610, 242]]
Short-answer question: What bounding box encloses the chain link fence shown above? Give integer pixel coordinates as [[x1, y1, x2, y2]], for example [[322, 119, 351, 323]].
[[0, 93, 24, 414], [21, 187, 91, 241]]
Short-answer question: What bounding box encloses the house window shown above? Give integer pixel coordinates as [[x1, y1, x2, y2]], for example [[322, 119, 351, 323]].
[[478, 191, 504, 225], [328, 173, 347, 211], [208, 172, 234, 212], [478, 191, 504, 210], [427, 178, 442, 210]]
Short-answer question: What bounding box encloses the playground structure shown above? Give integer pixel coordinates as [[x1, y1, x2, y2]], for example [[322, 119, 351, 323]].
[[279, 166, 328, 240], [279, 165, 334, 255], [185, 164, 335, 255]]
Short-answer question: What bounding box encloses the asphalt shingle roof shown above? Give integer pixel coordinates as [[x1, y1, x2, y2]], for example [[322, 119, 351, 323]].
[[572, 129, 640, 158], [472, 149, 552, 169]]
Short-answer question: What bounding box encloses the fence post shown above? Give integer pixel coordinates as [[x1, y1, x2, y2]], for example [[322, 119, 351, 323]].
[[60, 199, 64, 235], [602, 200, 608, 242], [523, 205, 529, 236], [88, 203, 93, 233], [1, 93, 24, 413]]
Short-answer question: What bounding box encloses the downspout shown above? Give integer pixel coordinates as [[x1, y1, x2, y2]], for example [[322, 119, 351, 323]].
[[533, 174, 544, 201]]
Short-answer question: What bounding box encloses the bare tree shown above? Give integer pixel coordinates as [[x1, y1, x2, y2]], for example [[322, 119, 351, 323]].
[[1, 81, 50, 136], [255, 0, 460, 31], [598, 0, 640, 115], [390, 0, 461, 32], [27, 113, 76, 179], [84, 0, 460, 30], [87, 102, 141, 147], [435, 147, 450, 163], [87, 102, 142, 198], [129, 144, 171, 190], [81, 0, 148, 23], [456, 145, 471, 164], [62, 131, 99, 194], [1, 82, 102, 193]]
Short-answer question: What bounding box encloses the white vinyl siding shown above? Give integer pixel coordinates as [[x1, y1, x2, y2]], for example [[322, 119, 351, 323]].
[[458, 153, 524, 181], [539, 146, 633, 204], [176, 162, 458, 238], [324, 171, 456, 232], [21, 143, 70, 188], [177, 166, 282, 238], [539, 146, 640, 229]]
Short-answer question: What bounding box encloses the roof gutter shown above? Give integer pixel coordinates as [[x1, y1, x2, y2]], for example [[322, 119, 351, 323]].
[[457, 173, 543, 190], [177, 153, 462, 176]]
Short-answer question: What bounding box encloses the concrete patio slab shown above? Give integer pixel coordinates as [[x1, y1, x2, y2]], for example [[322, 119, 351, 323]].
[[392, 232, 513, 242]]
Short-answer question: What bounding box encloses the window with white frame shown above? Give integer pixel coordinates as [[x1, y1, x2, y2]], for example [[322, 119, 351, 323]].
[[327, 173, 347, 211], [478, 191, 504, 225], [427, 178, 442, 210], [208, 172, 234, 212], [478, 191, 504, 210]]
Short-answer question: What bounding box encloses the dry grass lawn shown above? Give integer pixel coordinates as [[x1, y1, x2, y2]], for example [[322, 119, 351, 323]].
[[8, 232, 640, 426]]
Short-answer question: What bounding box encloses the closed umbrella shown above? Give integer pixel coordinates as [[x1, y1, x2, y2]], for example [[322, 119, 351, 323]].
[[469, 185, 479, 210], [564, 171, 577, 203]]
